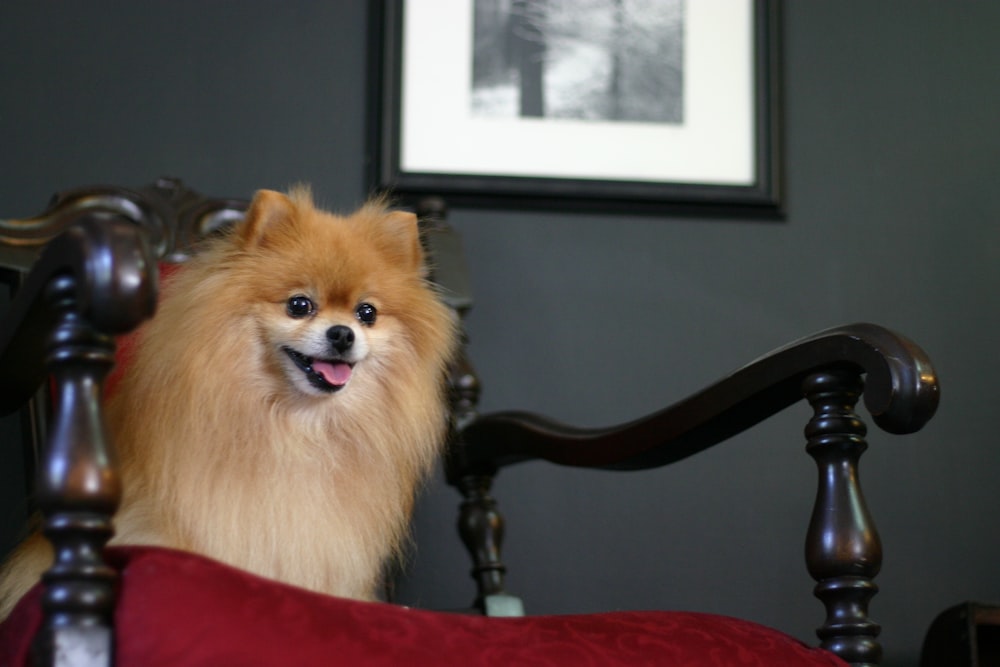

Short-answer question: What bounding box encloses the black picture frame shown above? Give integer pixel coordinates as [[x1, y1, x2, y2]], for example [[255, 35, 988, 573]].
[[368, 1, 781, 216]]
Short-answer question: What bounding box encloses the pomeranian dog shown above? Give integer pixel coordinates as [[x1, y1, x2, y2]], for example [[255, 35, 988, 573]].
[[0, 187, 457, 619]]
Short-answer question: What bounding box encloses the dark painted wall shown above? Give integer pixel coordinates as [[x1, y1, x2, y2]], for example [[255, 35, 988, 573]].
[[2, 3, 998, 664]]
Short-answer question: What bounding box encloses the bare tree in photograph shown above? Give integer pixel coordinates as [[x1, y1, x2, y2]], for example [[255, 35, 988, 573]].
[[512, 0, 547, 117], [472, 0, 685, 124]]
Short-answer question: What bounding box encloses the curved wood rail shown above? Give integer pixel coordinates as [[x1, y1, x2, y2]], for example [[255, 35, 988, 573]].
[[0, 177, 247, 265], [452, 322, 939, 663], [0, 216, 158, 413], [457, 323, 939, 472]]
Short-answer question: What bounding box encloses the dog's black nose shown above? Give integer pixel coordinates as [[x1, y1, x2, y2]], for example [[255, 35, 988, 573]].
[[327, 325, 355, 354]]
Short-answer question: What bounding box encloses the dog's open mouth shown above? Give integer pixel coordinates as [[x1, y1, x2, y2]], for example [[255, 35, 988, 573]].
[[282, 347, 353, 393]]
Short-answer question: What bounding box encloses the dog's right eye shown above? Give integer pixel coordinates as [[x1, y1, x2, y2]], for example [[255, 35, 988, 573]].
[[286, 295, 315, 318]]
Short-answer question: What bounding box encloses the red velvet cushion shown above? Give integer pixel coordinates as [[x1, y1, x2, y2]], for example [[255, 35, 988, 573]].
[[0, 547, 846, 666]]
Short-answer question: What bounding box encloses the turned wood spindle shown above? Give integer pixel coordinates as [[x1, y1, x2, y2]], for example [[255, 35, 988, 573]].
[[804, 369, 882, 667], [456, 475, 510, 608], [31, 274, 122, 667]]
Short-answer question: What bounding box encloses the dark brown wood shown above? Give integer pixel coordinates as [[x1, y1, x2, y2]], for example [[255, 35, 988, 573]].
[[0, 181, 243, 663], [415, 196, 480, 435], [0, 177, 247, 268], [921, 602, 1000, 667], [450, 324, 938, 664], [0, 177, 248, 470], [0, 218, 157, 413], [0, 216, 156, 667], [455, 476, 508, 606], [414, 198, 521, 614], [414, 196, 474, 316], [455, 323, 939, 473], [804, 369, 881, 666], [31, 275, 120, 667]]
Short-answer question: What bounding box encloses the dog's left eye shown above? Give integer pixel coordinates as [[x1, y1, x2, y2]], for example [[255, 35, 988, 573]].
[[356, 302, 377, 325], [287, 295, 315, 318]]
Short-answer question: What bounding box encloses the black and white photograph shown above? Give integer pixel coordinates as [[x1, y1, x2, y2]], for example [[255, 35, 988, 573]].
[[471, 0, 685, 125], [372, 0, 779, 212]]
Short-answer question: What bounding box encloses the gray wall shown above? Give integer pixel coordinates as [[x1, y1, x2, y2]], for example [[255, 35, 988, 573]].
[[2, 2, 998, 665]]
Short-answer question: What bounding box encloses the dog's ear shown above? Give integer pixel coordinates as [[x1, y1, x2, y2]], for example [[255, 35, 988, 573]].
[[239, 189, 296, 248], [378, 209, 424, 273]]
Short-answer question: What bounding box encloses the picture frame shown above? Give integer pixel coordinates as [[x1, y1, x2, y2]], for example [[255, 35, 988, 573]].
[[368, 0, 781, 215]]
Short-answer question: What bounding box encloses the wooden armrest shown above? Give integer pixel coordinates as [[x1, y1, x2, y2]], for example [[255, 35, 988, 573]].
[[454, 323, 939, 473], [449, 323, 939, 665], [0, 215, 156, 667], [0, 216, 157, 413]]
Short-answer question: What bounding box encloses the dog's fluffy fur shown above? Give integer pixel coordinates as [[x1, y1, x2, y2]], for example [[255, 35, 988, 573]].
[[0, 188, 457, 619]]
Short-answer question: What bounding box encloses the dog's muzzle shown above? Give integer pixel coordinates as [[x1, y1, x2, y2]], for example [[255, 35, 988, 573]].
[[283, 346, 354, 393]]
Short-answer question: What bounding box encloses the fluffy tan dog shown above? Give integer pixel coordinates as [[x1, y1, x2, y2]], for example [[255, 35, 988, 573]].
[[0, 188, 457, 619]]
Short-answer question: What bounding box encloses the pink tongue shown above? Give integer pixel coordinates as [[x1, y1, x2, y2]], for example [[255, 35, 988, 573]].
[[312, 360, 352, 386]]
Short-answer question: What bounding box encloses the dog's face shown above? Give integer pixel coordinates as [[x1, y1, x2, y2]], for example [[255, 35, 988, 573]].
[[273, 292, 375, 395], [229, 188, 434, 402]]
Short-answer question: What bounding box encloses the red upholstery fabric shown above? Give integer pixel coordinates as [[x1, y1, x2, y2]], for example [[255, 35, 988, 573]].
[[0, 547, 847, 666]]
